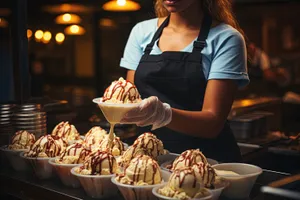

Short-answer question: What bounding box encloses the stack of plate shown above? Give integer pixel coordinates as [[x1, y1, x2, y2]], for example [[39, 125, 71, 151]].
[[0, 104, 15, 145], [12, 104, 47, 139]]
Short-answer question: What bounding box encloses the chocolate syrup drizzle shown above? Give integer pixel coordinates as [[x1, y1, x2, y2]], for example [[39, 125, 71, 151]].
[[172, 149, 207, 170], [27, 135, 63, 157], [10, 130, 35, 147], [59, 143, 91, 163], [172, 168, 198, 188], [102, 79, 140, 103], [194, 162, 216, 188], [83, 150, 115, 175], [52, 121, 79, 140]]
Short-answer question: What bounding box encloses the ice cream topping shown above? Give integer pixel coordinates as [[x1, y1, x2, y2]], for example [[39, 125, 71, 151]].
[[116, 155, 162, 185], [192, 162, 216, 188], [51, 121, 80, 141], [77, 150, 117, 175], [83, 126, 107, 150], [8, 130, 35, 150], [25, 135, 65, 157], [99, 135, 124, 156], [171, 149, 208, 171], [56, 143, 92, 164], [102, 77, 141, 103]]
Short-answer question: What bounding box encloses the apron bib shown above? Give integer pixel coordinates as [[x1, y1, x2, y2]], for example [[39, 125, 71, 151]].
[[134, 15, 242, 162]]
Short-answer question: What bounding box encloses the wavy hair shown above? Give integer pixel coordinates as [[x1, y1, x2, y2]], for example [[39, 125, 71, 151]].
[[154, 0, 245, 39]]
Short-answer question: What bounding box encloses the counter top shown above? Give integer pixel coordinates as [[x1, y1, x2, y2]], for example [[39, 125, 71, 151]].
[[0, 165, 289, 200]]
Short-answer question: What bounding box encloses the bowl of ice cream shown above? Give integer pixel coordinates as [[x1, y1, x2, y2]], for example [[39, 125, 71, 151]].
[[51, 121, 82, 145], [21, 134, 66, 179], [112, 155, 171, 200], [71, 150, 119, 199], [93, 77, 142, 124], [0, 130, 35, 171], [153, 167, 213, 200], [49, 142, 92, 188], [212, 163, 263, 199]]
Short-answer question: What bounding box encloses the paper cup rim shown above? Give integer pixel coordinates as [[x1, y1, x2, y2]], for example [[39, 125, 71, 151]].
[[0, 145, 28, 152], [20, 151, 54, 160], [70, 165, 116, 178], [152, 184, 213, 200], [111, 170, 169, 189], [212, 163, 263, 178], [209, 179, 230, 192], [92, 97, 142, 107], [48, 157, 81, 167]]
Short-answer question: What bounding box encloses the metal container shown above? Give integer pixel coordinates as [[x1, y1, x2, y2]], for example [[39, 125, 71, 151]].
[[229, 111, 273, 140]]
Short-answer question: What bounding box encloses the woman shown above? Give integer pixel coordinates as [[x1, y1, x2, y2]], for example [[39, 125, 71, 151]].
[[120, 0, 249, 162]]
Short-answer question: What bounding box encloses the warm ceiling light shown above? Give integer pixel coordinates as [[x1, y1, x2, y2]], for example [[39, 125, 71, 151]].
[[64, 25, 85, 35], [55, 13, 81, 24], [35, 30, 44, 40], [102, 0, 141, 12], [55, 32, 65, 44], [0, 18, 8, 28], [27, 29, 32, 39], [43, 31, 52, 43], [43, 4, 93, 14], [99, 18, 117, 28]]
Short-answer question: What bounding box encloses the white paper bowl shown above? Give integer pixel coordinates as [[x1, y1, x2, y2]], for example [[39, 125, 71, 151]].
[[160, 158, 219, 172], [0, 145, 30, 171], [93, 97, 141, 124], [20, 152, 54, 179], [111, 170, 171, 200], [152, 184, 213, 200], [48, 158, 81, 188], [209, 179, 230, 200], [71, 165, 118, 199], [212, 163, 262, 199]]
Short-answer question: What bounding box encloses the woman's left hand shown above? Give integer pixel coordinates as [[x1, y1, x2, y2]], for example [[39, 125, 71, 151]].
[[120, 96, 172, 130]]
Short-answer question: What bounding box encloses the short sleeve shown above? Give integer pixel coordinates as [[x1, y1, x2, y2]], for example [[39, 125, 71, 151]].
[[120, 23, 144, 71], [208, 31, 249, 88]]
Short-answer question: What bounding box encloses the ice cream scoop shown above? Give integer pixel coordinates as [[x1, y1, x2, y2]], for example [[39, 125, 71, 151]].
[[76, 150, 117, 175], [99, 135, 124, 156], [116, 155, 162, 185], [25, 135, 66, 157], [83, 126, 107, 150], [158, 167, 203, 199], [8, 130, 35, 150], [56, 143, 92, 164], [133, 132, 165, 160], [192, 162, 217, 188], [51, 121, 80, 141], [118, 144, 149, 167], [171, 149, 208, 171], [102, 77, 141, 104]]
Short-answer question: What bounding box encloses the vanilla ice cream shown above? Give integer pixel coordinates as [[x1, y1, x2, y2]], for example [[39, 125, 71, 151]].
[[158, 167, 205, 200], [25, 135, 66, 158], [99, 135, 124, 156], [83, 126, 107, 150], [56, 143, 92, 164], [116, 155, 162, 185], [171, 149, 208, 171], [8, 130, 35, 150], [102, 77, 141, 104], [133, 132, 165, 160], [192, 162, 217, 188], [118, 144, 149, 167], [76, 150, 117, 175], [51, 121, 80, 141]]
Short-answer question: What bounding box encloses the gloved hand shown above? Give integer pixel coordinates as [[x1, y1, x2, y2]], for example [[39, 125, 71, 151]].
[[121, 96, 172, 130]]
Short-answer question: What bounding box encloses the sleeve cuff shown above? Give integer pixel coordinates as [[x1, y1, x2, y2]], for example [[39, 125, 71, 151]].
[[120, 58, 139, 71], [208, 71, 250, 88]]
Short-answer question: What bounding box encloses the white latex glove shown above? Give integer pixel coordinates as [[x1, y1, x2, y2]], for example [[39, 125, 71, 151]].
[[121, 96, 172, 130]]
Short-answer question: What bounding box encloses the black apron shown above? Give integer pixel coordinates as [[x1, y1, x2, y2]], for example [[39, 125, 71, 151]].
[[134, 15, 242, 162]]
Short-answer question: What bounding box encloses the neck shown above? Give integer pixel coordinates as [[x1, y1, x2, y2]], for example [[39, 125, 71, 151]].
[[169, 2, 204, 30]]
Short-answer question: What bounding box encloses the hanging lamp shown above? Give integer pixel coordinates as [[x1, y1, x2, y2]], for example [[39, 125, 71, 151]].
[[102, 0, 141, 12]]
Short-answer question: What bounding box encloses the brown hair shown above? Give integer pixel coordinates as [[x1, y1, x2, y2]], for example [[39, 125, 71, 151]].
[[154, 0, 246, 39]]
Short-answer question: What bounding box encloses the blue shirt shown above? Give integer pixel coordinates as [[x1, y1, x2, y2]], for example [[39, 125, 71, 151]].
[[120, 18, 249, 88]]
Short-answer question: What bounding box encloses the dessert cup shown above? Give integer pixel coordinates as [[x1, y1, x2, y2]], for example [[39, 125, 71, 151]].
[[20, 152, 54, 179], [48, 158, 81, 188], [152, 184, 213, 200], [160, 158, 219, 172], [71, 165, 118, 199], [212, 163, 262, 199], [209, 179, 230, 200], [111, 170, 171, 200], [93, 97, 141, 124], [0, 145, 30, 171]]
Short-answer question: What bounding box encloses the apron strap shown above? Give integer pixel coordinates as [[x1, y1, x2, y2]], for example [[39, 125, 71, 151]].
[[192, 14, 212, 52], [144, 16, 170, 54]]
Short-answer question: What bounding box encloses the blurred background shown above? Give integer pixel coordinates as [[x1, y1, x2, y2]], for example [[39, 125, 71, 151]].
[[0, 0, 299, 172]]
